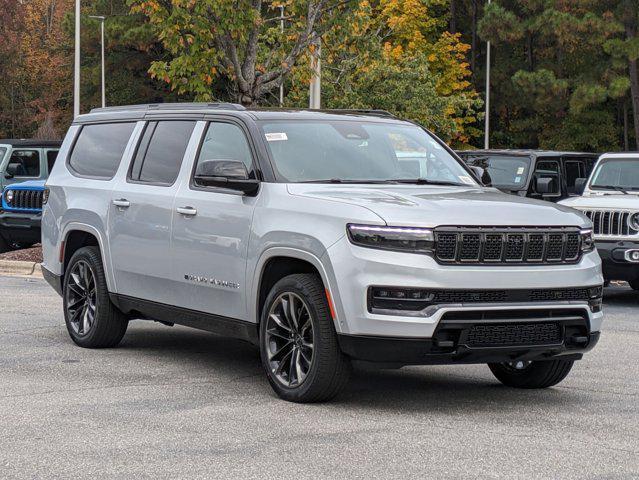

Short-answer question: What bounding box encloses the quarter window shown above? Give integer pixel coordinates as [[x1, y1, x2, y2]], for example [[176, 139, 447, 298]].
[[46, 150, 59, 173], [9, 150, 40, 177], [69, 123, 136, 179], [130, 121, 196, 185]]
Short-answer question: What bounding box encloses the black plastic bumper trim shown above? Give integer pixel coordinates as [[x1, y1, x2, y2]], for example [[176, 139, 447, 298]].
[[41, 266, 63, 296], [337, 331, 599, 365]]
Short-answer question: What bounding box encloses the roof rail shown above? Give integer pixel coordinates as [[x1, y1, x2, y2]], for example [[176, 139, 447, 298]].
[[318, 109, 397, 118], [89, 102, 246, 114]]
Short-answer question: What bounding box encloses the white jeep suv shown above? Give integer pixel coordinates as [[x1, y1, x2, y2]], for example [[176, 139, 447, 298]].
[[41, 104, 603, 402]]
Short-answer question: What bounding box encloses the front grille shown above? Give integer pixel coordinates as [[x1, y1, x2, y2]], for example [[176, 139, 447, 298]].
[[7, 189, 44, 211], [368, 286, 601, 312], [434, 227, 581, 264], [466, 322, 562, 347], [582, 210, 638, 237]]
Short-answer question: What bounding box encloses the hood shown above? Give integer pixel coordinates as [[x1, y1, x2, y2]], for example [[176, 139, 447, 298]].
[[559, 193, 639, 211], [288, 184, 589, 228], [5, 180, 46, 190]]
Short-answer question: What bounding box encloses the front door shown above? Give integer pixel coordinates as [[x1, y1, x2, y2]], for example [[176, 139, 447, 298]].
[[108, 119, 198, 303], [170, 120, 259, 320]]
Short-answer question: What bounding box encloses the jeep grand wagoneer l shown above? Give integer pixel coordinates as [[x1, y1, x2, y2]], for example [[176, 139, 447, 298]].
[[41, 104, 603, 402]]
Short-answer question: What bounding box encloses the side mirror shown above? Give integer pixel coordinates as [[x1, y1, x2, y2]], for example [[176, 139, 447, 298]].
[[194, 159, 259, 196], [574, 177, 587, 195], [536, 177, 555, 195], [469, 166, 492, 186], [4, 163, 20, 179]]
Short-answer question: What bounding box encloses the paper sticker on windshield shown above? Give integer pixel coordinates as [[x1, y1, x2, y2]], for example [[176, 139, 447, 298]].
[[265, 132, 288, 142], [459, 175, 475, 185], [515, 176, 522, 183], [517, 167, 525, 174]]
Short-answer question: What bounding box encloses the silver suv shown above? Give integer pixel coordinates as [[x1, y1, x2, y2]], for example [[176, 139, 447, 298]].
[[42, 104, 603, 402]]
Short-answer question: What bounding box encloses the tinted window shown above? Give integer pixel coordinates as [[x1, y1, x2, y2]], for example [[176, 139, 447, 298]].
[[46, 150, 59, 173], [564, 161, 585, 193], [9, 150, 40, 176], [69, 123, 135, 179], [197, 122, 254, 172], [130, 121, 195, 185], [534, 160, 560, 195]]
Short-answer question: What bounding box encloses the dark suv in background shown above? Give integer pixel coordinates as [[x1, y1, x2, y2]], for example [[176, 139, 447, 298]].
[[457, 150, 598, 202]]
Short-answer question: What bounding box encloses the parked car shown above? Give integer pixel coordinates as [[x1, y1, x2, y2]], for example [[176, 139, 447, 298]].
[[0, 180, 46, 252], [456, 150, 598, 201], [42, 104, 602, 402], [0, 139, 61, 190], [559, 153, 639, 288], [0, 139, 60, 252]]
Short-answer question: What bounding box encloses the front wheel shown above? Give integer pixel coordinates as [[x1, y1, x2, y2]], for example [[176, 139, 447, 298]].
[[259, 273, 351, 403], [63, 246, 128, 348], [488, 359, 574, 389]]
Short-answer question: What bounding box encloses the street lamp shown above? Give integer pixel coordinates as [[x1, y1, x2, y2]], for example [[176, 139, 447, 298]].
[[74, 0, 80, 117], [484, 0, 491, 149], [89, 15, 106, 108]]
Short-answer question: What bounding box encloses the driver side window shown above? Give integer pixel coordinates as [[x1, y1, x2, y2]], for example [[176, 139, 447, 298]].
[[197, 122, 254, 175]]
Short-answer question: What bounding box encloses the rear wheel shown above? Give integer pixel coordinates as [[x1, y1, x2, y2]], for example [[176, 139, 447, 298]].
[[488, 359, 574, 389], [0, 234, 11, 253], [63, 246, 128, 348], [259, 273, 351, 403]]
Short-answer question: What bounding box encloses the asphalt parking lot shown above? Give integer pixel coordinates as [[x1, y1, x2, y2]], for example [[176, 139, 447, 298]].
[[1, 275, 638, 479]]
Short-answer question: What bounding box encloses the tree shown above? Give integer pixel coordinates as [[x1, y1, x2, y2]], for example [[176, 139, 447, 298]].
[[308, 0, 482, 144], [473, 0, 637, 151], [129, 0, 350, 105]]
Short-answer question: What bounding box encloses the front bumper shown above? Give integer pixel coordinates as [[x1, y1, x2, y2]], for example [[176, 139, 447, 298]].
[[596, 240, 639, 282], [324, 236, 604, 339], [339, 331, 600, 365], [0, 211, 42, 244]]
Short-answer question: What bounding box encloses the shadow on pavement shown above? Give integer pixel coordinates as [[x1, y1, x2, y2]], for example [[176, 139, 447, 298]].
[[603, 284, 639, 308], [114, 320, 583, 413]]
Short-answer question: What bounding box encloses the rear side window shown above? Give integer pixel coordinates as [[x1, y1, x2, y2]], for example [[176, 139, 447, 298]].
[[9, 150, 41, 177], [129, 120, 196, 185], [46, 150, 59, 173], [69, 123, 135, 179]]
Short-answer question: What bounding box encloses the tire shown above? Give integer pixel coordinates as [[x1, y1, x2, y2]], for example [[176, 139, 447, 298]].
[[488, 359, 574, 389], [259, 273, 351, 403], [63, 246, 128, 348], [628, 280, 639, 290], [0, 233, 12, 254]]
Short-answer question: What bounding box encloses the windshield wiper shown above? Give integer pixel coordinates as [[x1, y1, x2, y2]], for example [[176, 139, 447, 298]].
[[593, 185, 631, 194], [300, 179, 390, 184], [387, 178, 468, 187]]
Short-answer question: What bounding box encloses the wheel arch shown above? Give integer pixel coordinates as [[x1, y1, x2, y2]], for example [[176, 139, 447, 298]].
[[251, 248, 343, 333], [60, 223, 115, 291]]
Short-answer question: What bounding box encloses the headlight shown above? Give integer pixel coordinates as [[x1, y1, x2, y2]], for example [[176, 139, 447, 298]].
[[580, 229, 595, 252], [347, 224, 434, 253], [630, 213, 639, 231], [4, 190, 14, 204], [42, 188, 49, 205]]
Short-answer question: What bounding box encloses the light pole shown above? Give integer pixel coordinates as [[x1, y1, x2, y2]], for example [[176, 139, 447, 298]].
[[279, 6, 284, 107], [74, 0, 80, 117], [309, 37, 321, 109], [484, 0, 491, 149], [89, 15, 106, 108]]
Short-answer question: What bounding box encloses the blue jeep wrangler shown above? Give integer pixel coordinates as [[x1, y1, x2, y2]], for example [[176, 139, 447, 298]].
[[0, 180, 46, 253]]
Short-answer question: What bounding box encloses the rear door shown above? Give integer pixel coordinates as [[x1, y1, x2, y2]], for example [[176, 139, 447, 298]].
[[170, 119, 259, 320], [108, 119, 200, 303]]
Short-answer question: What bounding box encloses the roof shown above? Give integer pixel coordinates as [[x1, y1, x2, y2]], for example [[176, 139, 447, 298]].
[[598, 152, 639, 160], [77, 103, 407, 124], [0, 139, 62, 148], [456, 149, 598, 158]]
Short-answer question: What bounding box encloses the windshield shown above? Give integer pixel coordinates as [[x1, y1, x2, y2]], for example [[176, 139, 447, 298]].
[[590, 158, 639, 191], [260, 120, 477, 186], [463, 154, 531, 190]]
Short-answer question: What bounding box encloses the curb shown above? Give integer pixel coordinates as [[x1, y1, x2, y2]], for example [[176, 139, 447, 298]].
[[0, 260, 43, 278]]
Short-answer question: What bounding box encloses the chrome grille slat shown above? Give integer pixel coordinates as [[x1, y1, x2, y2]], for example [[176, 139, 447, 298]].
[[434, 228, 582, 265], [581, 209, 639, 238]]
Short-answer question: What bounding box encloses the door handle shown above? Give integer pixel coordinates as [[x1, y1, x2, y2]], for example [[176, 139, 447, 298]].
[[176, 206, 197, 216], [113, 199, 130, 208]]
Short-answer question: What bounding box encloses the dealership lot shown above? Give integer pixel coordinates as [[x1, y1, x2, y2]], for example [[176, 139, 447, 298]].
[[1, 275, 637, 479]]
